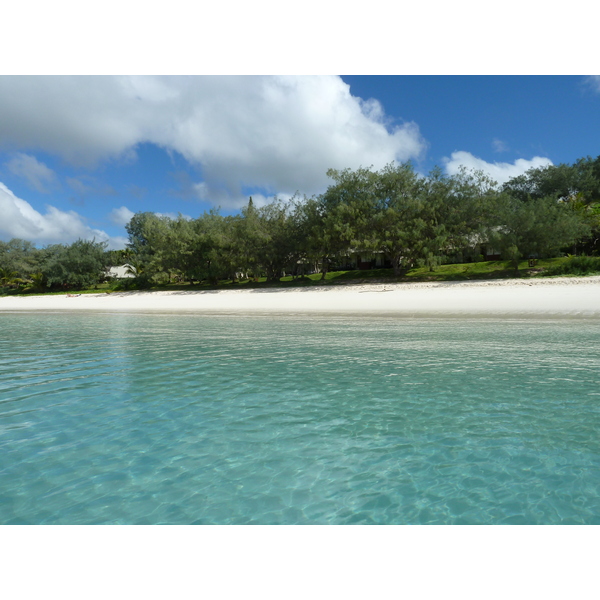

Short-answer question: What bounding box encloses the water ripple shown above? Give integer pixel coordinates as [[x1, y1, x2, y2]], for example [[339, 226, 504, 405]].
[[1, 313, 600, 524]]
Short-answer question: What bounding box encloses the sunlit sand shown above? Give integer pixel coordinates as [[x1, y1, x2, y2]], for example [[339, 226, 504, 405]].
[[2, 276, 600, 317]]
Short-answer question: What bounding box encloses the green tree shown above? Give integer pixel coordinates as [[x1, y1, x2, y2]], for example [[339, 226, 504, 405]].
[[105, 248, 132, 267], [0, 238, 43, 279], [292, 195, 334, 279], [317, 163, 497, 277], [435, 166, 500, 265], [367, 163, 427, 275], [205, 213, 243, 283], [28, 272, 48, 293], [502, 157, 600, 205], [491, 194, 591, 271], [233, 197, 305, 282], [175, 215, 216, 283], [125, 212, 174, 284], [253, 200, 300, 282], [565, 195, 600, 255], [0, 266, 25, 289], [313, 166, 382, 279], [503, 164, 578, 203], [42, 239, 109, 290], [237, 198, 268, 279]]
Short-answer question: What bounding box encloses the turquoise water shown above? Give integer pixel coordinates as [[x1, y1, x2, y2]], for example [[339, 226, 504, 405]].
[[1, 312, 599, 524]]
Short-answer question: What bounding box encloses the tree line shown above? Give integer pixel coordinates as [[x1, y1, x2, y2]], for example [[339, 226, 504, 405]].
[[121, 157, 600, 284], [2, 156, 600, 291]]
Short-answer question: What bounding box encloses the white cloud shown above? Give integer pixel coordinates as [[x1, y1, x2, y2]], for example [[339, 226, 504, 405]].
[[585, 75, 600, 93], [0, 76, 427, 208], [5, 153, 59, 193], [443, 151, 553, 185], [0, 181, 125, 249], [492, 138, 509, 153], [109, 206, 135, 227]]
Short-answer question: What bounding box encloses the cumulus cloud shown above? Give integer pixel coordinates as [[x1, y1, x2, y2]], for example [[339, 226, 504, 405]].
[[0, 76, 427, 208], [0, 181, 125, 249], [109, 206, 135, 227], [5, 153, 59, 193], [443, 151, 553, 185]]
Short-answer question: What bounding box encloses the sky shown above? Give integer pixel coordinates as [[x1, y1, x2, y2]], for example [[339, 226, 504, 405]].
[[1, 75, 599, 249], [2, 4, 598, 591]]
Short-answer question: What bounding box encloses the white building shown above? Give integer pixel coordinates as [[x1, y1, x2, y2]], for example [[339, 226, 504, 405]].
[[105, 264, 135, 279]]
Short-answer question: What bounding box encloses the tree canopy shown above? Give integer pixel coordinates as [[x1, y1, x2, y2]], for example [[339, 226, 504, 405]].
[[3, 154, 600, 291]]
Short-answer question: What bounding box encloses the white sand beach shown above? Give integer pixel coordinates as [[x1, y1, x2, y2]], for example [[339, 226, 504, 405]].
[[2, 276, 600, 317]]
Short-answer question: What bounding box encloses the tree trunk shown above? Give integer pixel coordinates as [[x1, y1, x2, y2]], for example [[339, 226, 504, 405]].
[[320, 257, 329, 281], [392, 255, 402, 277], [266, 265, 280, 283]]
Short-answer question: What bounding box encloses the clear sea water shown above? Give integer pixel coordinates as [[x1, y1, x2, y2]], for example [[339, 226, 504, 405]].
[[1, 312, 599, 525]]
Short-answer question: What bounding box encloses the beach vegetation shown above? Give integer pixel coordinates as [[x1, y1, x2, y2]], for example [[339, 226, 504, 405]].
[[0, 255, 594, 296], [490, 193, 591, 272], [41, 239, 109, 290], [500, 156, 600, 255], [541, 255, 600, 277], [28, 272, 48, 293], [3, 154, 600, 296], [0, 238, 42, 279]]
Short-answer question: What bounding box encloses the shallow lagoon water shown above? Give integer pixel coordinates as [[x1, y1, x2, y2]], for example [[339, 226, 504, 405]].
[[1, 312, 599, 524]]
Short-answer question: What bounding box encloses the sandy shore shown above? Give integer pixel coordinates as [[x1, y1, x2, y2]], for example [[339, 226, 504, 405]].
[[2, 276, 600, 317]]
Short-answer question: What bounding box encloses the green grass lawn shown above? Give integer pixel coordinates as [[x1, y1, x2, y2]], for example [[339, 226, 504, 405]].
[[279, 257, 569, 285], [3, 256, 599, 297]]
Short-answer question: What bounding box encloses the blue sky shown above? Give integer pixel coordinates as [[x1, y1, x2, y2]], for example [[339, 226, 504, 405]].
[[1, 75, 599, 249]]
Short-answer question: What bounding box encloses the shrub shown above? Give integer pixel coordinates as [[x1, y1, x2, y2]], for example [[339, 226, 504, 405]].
[[543, 256, 600, 276]]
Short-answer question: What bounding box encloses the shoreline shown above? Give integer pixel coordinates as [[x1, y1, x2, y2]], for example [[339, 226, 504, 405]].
[[2, 276, 600, 317]]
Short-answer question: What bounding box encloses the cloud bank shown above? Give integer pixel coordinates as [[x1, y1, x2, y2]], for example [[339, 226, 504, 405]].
[[0, 182, 126, 249], [443, 151, 553, 185], [0, 76, 427, 208]]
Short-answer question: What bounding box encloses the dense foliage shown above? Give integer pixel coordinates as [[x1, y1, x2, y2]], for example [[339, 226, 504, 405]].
[[0, 238, 108, 291], [2, 155, 599, 292], [121, 160, 597, 284], [542, 255, 600, 277]]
